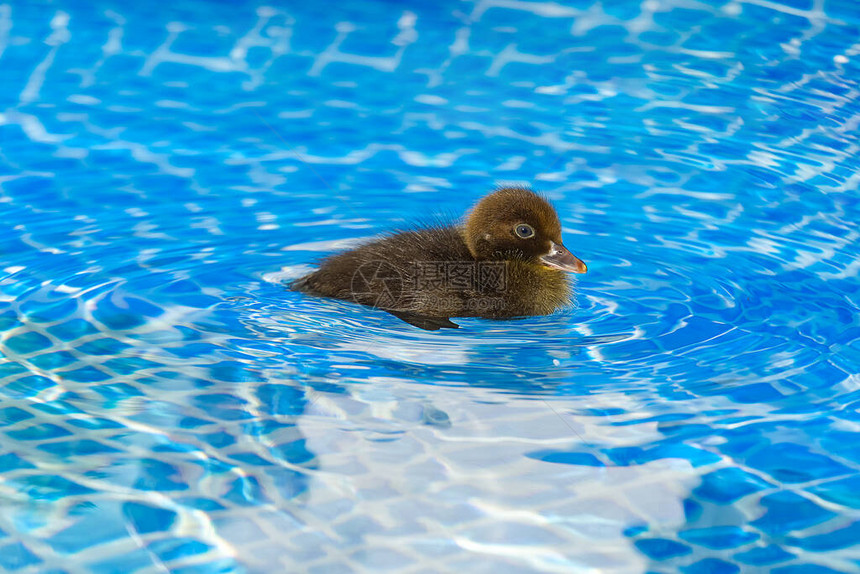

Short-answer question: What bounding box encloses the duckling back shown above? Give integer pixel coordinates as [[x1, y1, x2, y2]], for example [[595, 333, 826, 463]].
[[291, 225, 473, 311]]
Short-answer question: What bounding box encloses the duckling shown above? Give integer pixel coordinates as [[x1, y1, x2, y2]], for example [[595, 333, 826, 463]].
[[291, 186, 587, 330]]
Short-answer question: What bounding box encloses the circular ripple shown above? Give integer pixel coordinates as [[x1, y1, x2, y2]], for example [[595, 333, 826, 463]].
[[1, 0, 859, 572]]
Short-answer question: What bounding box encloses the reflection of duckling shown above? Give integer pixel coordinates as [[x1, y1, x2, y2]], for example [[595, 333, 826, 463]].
[[292, 187, 587, 330]]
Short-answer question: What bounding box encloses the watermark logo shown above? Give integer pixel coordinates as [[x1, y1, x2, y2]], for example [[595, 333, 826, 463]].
[[350, 260, 508, 312], [350, 260, 405, 308], [414, 261, 507, 292]]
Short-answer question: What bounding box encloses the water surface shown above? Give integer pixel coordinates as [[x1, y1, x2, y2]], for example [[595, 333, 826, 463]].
[[1, 0, 859, 572]]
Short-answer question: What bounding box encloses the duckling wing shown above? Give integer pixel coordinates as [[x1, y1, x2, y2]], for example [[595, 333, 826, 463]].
[[387, 311, 460, 331]]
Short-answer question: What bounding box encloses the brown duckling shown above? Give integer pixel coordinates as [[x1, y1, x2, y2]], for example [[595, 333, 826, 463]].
[[291, 186, 587, 330]]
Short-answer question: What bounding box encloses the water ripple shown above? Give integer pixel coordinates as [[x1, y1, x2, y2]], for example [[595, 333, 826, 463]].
[[1, 0, 859, 572]]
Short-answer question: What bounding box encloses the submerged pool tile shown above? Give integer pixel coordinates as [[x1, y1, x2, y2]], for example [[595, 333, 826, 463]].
[[0, 360, 28, 377], [808, 475, 860, 509], [750, 491, 835, 536], [820, 430, 860, 466], [681, 558, 739, 574], [92, 295, 161, 330], [47, 512, 129, 554], [190, 392, 253, 420], [213, 516, 267, 545], [679, 526, 758, 550], [527, 449, 604, 466], [692, 467, 771, 504], [771, 564, 845, 574], [272, 438, 315, 465], [123, 501, 177, 534], [133, 459, 189, 491], [718, 429, 771, 458], [46, 318, 99, 341], [634, 537, 692, 560], [102, 356, 163, 375], [244, 418, 295, 437], [3, 375, 56, 398], [28, 351, 78, 370], [61, 366, 112, 383], [787, 520, 860, 552], [229, 452, 272, 466], [167, 343, 223, 359], [176, 497, 226, 511], [734, 545, 796, 566], [603, 442, 719, 467], [8, 423, 73, 441], [256, 383, 305, 416], [683, 499, 703, 522], [66, 416, 124, 430], [2, 3, 860, 574], [18, 475, 95, 500], [32, 399, 86, 417], [170, 559, 243, 574], [223, 475, 268, 506], [623, 524, 648, 537], [75, 339, 132, 357], [308, 562, 358, 574], [87, 548, 157, 574], [198, 430, 236, 448], [269, 467, 311, 500], [4, 331, 53, 354], [0, 542, 42, 571], [726, 382, 783, 404], [0, 407, 34, 425], [92, 382, 144, 400], [658, 423, 713, 441], [746, 443, 852, 483], [604, 446, 646, 465], [350, 547, 413, 570], [659, 316, 732, 351], [148, 537, 212, 562], [20, 296, 79, 323], [0, 311, 22, 331], [207, 361, 257, 383], [647, 442, 721, 467], [37, 439, 121, 458], [179, 415, 215, 428]]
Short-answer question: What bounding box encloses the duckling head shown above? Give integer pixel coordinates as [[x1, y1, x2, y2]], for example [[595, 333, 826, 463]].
[[463, 187, 587, 273]]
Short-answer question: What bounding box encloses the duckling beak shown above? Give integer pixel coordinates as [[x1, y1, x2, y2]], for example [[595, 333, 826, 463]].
[[540, 241, 587, 273]]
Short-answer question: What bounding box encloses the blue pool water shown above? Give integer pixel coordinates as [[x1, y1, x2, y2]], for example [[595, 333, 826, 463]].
[[1, 0, 859, 571]]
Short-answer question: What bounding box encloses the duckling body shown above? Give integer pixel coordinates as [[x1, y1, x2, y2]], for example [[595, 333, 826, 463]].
[[292, 187, 586, 330]]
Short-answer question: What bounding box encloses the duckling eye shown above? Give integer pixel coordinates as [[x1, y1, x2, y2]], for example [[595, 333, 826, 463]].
[[514, 223, 535, 239]]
